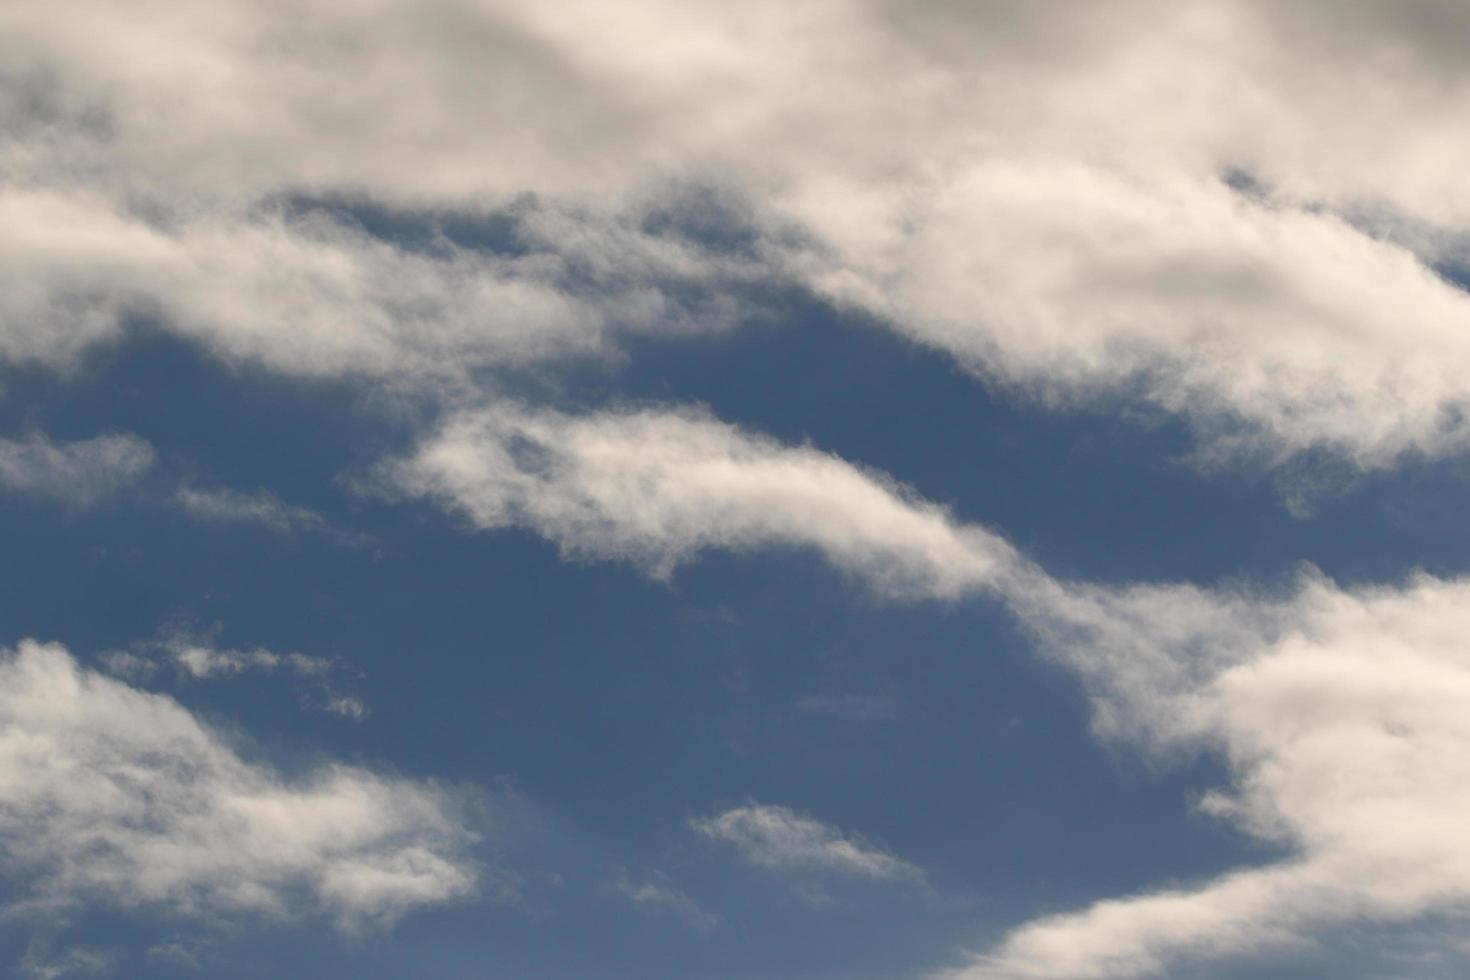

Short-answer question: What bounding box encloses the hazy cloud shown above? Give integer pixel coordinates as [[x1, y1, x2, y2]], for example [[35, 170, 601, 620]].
[[174, 485, 333, 536], [0, 433, 154, 506]]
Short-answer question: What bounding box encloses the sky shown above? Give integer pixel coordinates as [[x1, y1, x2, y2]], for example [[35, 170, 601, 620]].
[[3, 2, 1470, 978]]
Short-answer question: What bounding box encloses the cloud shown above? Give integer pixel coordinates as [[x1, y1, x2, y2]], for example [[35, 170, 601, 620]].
[[0, 185, 780, 382], [0, 432, 154, 505], [381, 403, 1018, 598], [386, 401, 1470, 974], [826, 160, 1470, 467], [6, 1, 1470, 464], [145, 940, 204, 971], [323, 696, 369, 722], [101, 631, 366, 721], [167, 642, 330, 681], [947, 573, 1470, 978], [693, 803, 921, 881], [101, 631, 333, 681], [0, 640, 475, 928], [173, 485, 334, 536], [609, 868, 718, 932], [17, 940, 110, 980]]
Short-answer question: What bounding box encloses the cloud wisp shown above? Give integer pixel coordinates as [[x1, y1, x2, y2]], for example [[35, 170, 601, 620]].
[[381, 403, 1019, 599], [0, 640, 473, 928], [102, 631, 368, 721], [174, 485, 333, 536], [0, 432, 155, 506]]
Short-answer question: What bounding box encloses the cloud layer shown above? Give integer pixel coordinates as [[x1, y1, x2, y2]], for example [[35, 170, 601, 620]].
[[0, 433, 155, 506], [6, 1, 1470, 463], [0, 640, 475, 928]]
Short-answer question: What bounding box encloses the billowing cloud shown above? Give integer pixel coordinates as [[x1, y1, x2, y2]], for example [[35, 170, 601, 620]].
[[6, 1, 1470, 464], [0, 432, 154, 506], [0, 640, 475, 928], [693, 803, 920, 881], [382, 403, 1018, 598]]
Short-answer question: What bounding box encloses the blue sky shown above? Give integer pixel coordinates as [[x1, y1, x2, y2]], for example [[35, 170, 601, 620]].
[[4, 4, 1470, 979]]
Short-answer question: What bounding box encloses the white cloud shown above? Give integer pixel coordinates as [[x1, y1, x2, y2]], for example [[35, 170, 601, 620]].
[[0, 185, 776, 381], [387, 401, 1470, 974], [382, 403, 1018, 598], [942, 574, 1470, 978], [0, 640, 475, 928], [693, 803, 920, 881], [6, 1, 1470, 463], [0, 433, 154, 505]]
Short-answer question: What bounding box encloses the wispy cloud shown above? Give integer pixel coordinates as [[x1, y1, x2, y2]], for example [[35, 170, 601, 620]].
[[608, 868, 718, 933], [101, 629, 366, 720], [693, 803, 921, 881], [5, 2, 1470, 466], [173, 484, 373, 547], [0, 433, 154, 506]]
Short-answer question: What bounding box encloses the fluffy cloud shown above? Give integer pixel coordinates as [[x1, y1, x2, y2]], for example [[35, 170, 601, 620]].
[[951, 574, 1470, 978], [693, 803, 920, 881], [0, 432, 154, 506], [383, 403, 1017, 598], [0, 640, 475, 928], [6, 1, 1470, 463]]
